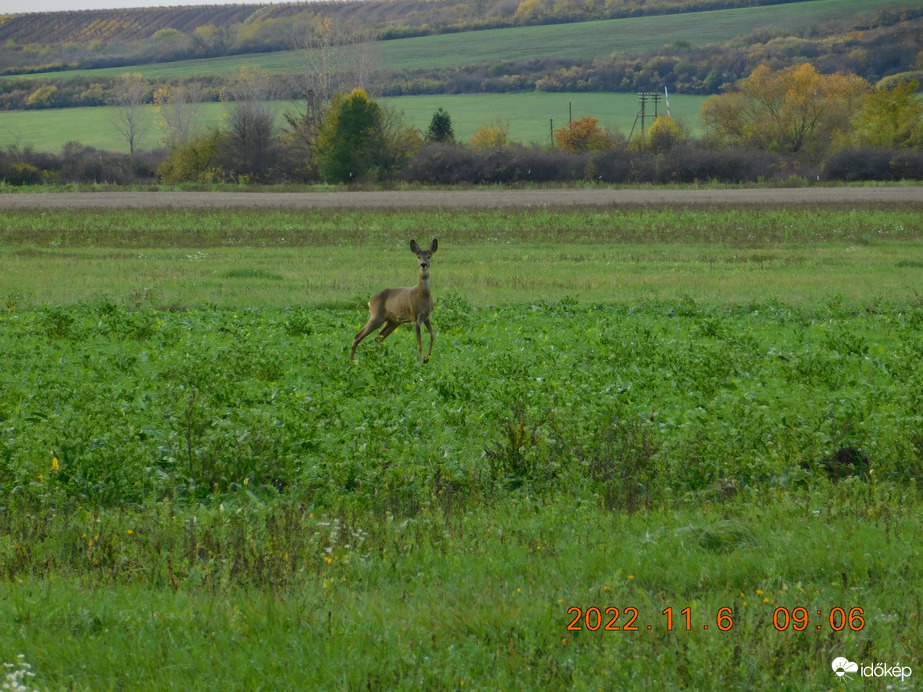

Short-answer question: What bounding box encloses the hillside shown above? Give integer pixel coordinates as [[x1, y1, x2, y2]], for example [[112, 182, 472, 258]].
[[0, 0, 835, 48], [1, 0, 921, 114], [1, 0, 919, 78]]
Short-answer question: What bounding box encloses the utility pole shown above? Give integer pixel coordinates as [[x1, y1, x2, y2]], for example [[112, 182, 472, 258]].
[[629, 91, 663, 142], [638, 92, 649, 135]]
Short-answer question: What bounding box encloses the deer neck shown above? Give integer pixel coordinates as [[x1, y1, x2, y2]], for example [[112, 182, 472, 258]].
[[417, 269, 432, 297]]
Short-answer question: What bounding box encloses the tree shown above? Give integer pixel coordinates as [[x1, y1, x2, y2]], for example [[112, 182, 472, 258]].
[[156, 127, 227, 184], [553, 115, 615, 152], [637, 115, 687, 154], [853, 79, 923, 149], [222, 67, 278, 178], [26, 85, 58, 108], [701, 63, 870, 159], [316, 89, 384, 183], [425, 108, 455, 145], [153, 83, 201, 149], [469, 123, 509, 148], [192, 24, 232, 55], [287, 18, 378, 180], [109, 72, 149, 158], [295, 18, 376, 106]]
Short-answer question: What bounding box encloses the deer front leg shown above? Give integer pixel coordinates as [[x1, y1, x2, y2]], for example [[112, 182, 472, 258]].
[[415, 320, 424, 363], [424, 317, 435, 362]]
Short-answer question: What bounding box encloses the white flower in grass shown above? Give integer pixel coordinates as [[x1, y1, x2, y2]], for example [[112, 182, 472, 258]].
[[1, 655, 37, 692]]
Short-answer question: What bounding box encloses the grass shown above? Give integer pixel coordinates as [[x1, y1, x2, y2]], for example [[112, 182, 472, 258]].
[[3, 492, 919, 688], [0, 92, 707, 153], [2, 202, 923, 688], [1, 205, 920, 308]]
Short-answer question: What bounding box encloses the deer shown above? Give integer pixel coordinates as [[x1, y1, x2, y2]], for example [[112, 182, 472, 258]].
[[350, 239, 438, 364]]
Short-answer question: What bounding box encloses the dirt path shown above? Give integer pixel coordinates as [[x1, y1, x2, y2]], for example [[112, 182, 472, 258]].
[[0, 187, 921, 209]]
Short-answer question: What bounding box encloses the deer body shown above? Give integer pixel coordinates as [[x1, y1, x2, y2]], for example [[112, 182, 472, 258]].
[[350, 239, 438, 363]]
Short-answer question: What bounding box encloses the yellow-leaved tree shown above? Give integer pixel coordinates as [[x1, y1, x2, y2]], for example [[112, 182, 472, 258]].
[[469, 123, 509, 149], [634, 115, 688, 154], [701, 63, 870, 159], [853, 79, 923, 149]]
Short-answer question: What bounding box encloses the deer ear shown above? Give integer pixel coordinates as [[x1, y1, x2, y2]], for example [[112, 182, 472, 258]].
[[410, 239, 420, 253], [430, 239, 438, 254]]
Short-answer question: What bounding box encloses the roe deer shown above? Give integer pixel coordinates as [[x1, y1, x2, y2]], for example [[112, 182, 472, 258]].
[[350, 239, 438, 363]]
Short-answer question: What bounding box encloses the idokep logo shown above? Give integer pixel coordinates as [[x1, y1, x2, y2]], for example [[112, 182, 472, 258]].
[[831, 657, 858, 680], [832, 657, 913, 682]]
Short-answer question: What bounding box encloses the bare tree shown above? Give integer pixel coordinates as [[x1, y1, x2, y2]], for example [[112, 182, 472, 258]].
[[223, 67, 279, 178], [153, 82, 202, 149], [109, 72, 149, 158], [285, 18, 379, 179], [295, 17, 378, 104]]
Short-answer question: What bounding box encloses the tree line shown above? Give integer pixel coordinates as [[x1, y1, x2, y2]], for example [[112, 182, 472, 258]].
[[2, 14, 922, 113], [1, 63, 922, 187]]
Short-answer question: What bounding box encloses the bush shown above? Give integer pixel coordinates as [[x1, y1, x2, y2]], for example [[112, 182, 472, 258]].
[[656, 147, 807, 184], [401, 144, 586, 185], [889, 150, 923, 179], [0, 142, 162, 185], [584, 149, 654, 184], [156, 128, 228, 184], [824, 147, 923, 182], [823, 148, 901, 182]]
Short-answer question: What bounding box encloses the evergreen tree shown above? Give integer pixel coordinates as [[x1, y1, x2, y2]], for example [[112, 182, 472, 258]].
[[425, 107, 455, 144]]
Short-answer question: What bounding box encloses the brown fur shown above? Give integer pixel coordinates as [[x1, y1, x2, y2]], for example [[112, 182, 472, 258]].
[[350, 239, 438, 363]]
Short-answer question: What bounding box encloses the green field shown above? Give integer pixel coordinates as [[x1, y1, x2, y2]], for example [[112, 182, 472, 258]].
[[0, 92, 707, 153], [6, 0, 916, 81], [1, 202, 923, 687]]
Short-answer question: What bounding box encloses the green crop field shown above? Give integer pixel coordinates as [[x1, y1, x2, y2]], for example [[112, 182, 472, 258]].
[[0, 92, 706, 153], [6, 0, 916, 81], [1, 201, 922, 688]]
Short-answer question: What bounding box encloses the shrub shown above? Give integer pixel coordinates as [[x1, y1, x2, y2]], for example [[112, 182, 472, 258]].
[[823, 148, 902, 182], [656, 146, 801, 184], [156, 128, 227, 184], [469, 123, 508, 149], [0, 160, 42, 185], [553, 115, 616, 152], [578, 416, 663, 512], [401, 144, 586, 185]]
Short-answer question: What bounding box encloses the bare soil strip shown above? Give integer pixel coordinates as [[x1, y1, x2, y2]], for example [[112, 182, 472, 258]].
[[0, 187, 921, 209]]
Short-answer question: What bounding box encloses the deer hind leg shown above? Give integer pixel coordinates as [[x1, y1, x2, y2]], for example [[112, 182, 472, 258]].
[[375, 320, 400, 343], [350, 314, 386, 360]]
